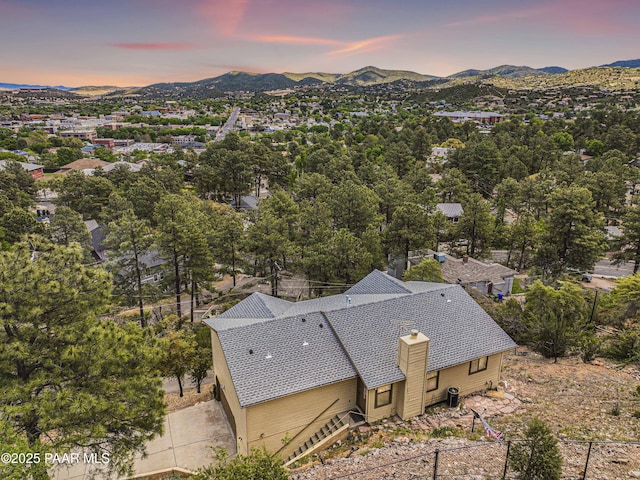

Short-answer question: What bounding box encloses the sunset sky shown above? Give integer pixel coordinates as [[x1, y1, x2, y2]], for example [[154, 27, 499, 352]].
[[1, 0, 638, 87]]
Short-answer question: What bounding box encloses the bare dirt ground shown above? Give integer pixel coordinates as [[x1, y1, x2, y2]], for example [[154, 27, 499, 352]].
[[290, 348, 640, 479], [584, 276, 617, 292], [165, 388, 213, 413], [494, 348, 640, 440]]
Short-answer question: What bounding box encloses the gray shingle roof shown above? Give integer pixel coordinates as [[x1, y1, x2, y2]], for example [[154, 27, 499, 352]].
[[216, 292, 292, 319], [435, 254, 517, 285], [436, 203, 464, 218], [284, 293, 407, 317], [216, 312, 357, 407], [0, 159, 43, 172], [205, 270, 516, 405], [325, 285, 516, 389], [345, 270, 412, 294]]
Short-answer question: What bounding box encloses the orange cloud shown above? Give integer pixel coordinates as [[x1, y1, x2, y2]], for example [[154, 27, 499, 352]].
[[198, 0, 249, 37], [111, 43, 196, 50], [327, 35, 401, 56], [248, 35, 343, 47], [247, 33, 401, 56]]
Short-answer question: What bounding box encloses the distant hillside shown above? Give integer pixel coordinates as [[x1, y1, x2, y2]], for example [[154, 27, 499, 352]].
[[537, 66, 568, 74], [450, 65, 549, 79], [119, 81, 226, 100], [282, 72, 339, 83], [209, 72, 305, 91], [6, 58, 639, 97], [130, 66, 437, 97], [601, 59, 640, 68], [70, 86, 128, 96], [335, 66, 436, 85], [9, 88, 80, 99], [0, 82, 71, 91], [486, 66, 640, 90]]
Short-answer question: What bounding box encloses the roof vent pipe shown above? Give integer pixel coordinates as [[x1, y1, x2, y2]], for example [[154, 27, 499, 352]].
[[346, 295, 352, 307]]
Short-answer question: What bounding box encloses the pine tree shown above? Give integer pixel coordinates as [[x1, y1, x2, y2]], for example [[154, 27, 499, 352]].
[[106, 209, 154, 327], [509, 418, 562, 480], [0, 237, 166, 478]]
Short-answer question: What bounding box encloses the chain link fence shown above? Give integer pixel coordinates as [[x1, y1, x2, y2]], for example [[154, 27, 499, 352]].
[[332, 440, 640, 479]]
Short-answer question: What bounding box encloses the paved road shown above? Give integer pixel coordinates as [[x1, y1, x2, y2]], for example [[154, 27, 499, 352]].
[[214, 106, 240, 142], [489, 251, 635, 279], [593, 258, 634, 278]]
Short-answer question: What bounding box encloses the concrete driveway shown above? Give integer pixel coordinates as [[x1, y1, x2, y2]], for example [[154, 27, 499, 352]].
[[50, 400, 236, 479]]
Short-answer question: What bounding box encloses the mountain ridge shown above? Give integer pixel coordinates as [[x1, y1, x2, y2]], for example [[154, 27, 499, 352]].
[[600, 59, 640, 68], [4, 58, 638, 94]]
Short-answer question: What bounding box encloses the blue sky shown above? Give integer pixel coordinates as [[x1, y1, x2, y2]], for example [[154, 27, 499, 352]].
[[1, 0, 638, 86]]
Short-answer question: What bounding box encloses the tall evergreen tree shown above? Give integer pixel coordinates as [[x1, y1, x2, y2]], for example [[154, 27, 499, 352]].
[[536, 186, 605, 277], [154, 195, 211, 320], [106, 210, 155, 327], [457, 193, 495, 256], [0, 237, 165, 477], [612, 204, 640, 273], [245, 210, 292, 297], [48, 205, 91, 249], [385, 203, 434, 261]]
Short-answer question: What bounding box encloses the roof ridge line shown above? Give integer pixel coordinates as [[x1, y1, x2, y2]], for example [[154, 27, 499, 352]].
[[321, 311, 370, 389]]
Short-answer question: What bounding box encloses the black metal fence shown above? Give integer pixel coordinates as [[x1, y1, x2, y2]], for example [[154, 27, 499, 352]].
[[332, 440, 640, 479]]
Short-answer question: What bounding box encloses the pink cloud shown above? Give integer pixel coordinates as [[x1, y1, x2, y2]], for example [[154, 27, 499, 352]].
[[195, 0, 352, 40], [111, 43, 196, 51], [197, 0, 249, 37]]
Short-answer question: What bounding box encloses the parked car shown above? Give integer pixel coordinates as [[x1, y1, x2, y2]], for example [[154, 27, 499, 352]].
[[567, 268, 592, 282]]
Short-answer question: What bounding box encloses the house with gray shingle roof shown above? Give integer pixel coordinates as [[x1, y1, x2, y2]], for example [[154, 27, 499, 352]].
[[436, 203, 463, 223], [204, 270, 516, 461], [406, 250, 518, 296]]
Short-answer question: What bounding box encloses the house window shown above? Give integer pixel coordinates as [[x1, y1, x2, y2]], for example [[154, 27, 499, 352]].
[[469, 356, 488, 375], [375, 384, 392, 408], [426, 371, 439, 392]]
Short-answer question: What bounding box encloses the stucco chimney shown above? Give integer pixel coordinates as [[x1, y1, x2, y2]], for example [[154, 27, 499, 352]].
[[397, 330, 430, 420]]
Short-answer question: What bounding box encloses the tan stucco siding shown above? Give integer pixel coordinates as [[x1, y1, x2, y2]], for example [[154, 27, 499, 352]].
[[211, 330, 248, 454], [424, 352, 504, 406], [246, 378, 357, 457]]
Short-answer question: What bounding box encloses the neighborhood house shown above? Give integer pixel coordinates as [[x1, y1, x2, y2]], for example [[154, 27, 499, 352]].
[[205, 270, 516, 462]]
